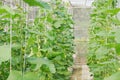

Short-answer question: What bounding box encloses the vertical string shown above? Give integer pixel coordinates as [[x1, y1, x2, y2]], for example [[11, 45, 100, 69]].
[[23, 1, 28, 75], [10, 0, 13, 73], [44, 9, 47, 35], [19, 0, 24, 76]]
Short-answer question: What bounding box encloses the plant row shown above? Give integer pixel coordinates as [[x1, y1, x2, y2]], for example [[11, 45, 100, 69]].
[[88, 0, 120, 80], [0, 0, 74, 80]]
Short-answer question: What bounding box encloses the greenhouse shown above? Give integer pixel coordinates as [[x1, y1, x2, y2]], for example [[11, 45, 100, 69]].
[[0, 0, 120, 80]]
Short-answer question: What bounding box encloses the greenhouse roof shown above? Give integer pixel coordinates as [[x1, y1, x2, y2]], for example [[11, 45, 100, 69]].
[[69, 0, 94, 7], [44, 0, 94, 7], [3, 0, 94, 8]]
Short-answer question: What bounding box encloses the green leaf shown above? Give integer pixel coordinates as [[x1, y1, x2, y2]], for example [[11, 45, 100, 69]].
[[115, 29, 120, 43], [54, 21, 63, 28], [12, 43, 21, 49], [107, 8, 120, 16], [7, 70, 39, 80], [104, 72, 120, 80], [0, 45, 11, 65], [7, 70, 22, 80], [0, 6, 15, 15], [57, 70, 70, 75], [92, 8, 120, 16], [112, 18, 120, 25], [23, 0, 51, 9], [99, 59, 117, 65], [96, 31, 108, 37], [28, 57, 56, 73], [115, 43, 120, 55], [47, 52, 61, 59], [95, 47, 108, 59], [23, 72, 39, 80]]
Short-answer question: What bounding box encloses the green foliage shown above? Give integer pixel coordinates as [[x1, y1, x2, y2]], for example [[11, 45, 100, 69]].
[[0, 1, 13, 79], [0, 61, 10, 80], [7, 70, 39, 80], [28, 57, 56, 73], [23, 0, 51, 9], [88, 0, 120, 80], [0, 0, 74, 80]]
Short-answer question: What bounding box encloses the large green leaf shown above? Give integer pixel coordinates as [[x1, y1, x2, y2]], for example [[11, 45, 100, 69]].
[[104, 72, 120, 80], [23, 72, 39, 80], [23, 0, 51, 9], [28, 57, 56, 73], [7, 70, 22, 80], [7, 70, 39, 80], [0, 45, 11, 65]]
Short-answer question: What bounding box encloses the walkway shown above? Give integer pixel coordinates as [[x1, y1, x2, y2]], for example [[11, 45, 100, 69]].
[[71, 8, 93, 80]]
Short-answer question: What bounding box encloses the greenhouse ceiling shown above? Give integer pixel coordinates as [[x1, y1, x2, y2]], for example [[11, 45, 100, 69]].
[[44, 0, 94, 7], [3, 0, 94, 8], [69, 0, 94, 7]]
